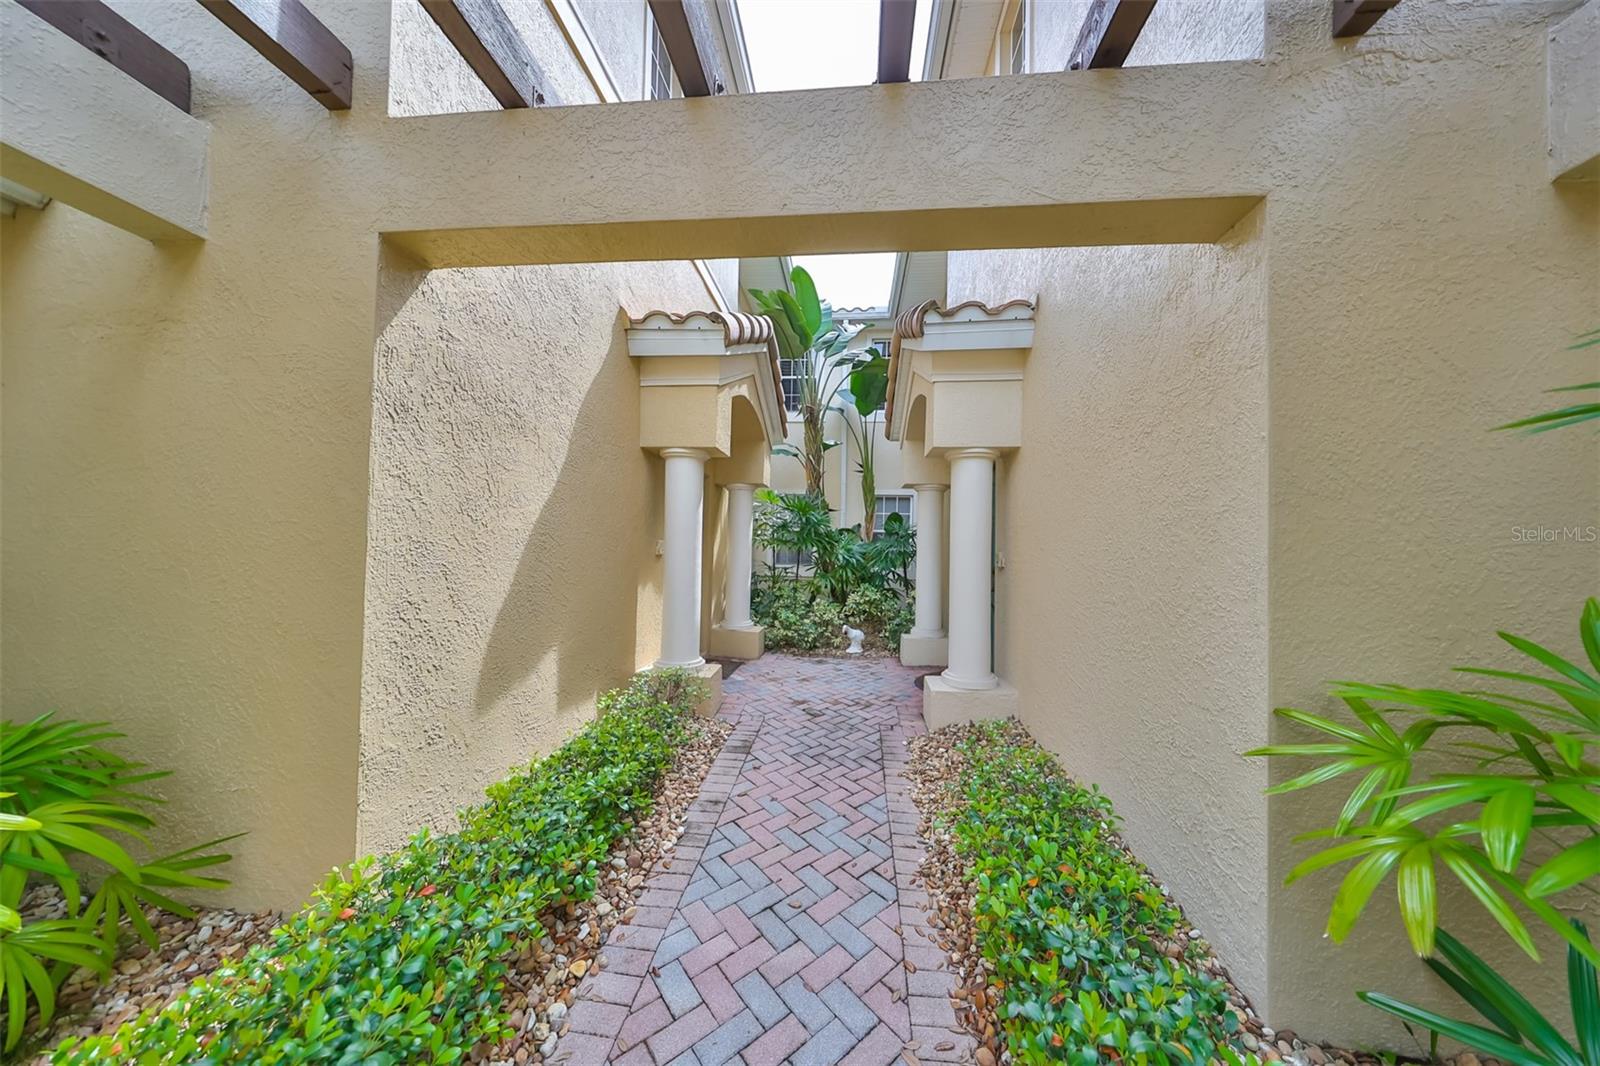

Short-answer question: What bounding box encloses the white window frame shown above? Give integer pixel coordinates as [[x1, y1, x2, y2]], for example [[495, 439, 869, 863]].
[[646, 8, 680, 101], [873, 493, 915, 530], [1005, 0, 1029, 75], [779, 356, 805, 415]]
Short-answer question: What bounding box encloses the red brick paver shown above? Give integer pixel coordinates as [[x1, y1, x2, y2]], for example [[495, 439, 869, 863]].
[[557, 655, 974, 1065]]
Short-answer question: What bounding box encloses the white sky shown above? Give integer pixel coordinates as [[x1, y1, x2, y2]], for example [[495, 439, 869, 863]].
[[738, 0, 933, 310], [791, 253, 901, 314]]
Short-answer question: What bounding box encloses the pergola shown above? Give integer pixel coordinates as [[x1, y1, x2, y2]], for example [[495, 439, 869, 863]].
[[0, 0, 1430, 241]]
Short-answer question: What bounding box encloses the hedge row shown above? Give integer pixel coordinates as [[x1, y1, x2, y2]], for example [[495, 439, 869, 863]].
[[949, 721, 1244, 1065], [55, 669, 707, 1064]]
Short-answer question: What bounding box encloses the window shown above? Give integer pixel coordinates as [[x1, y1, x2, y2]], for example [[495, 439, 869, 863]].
[[1006, 1, 1028, 75], [779, 357, 805, 413], [874, 494, 914, 530], [772, 546, 813, 570], [648, 11, 676, 101], [871, 338, 891, 360]]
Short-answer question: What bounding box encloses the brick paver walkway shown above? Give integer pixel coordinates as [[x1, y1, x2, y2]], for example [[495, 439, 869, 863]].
[[555, 654, 974, 1066]]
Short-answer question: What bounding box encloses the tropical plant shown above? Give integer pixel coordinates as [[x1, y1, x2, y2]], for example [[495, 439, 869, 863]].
[[753, 489, 833, 579], [751, 576, 846, 651], [0, 715, 238, 1052], [1247, 599, 1600, 970], [835, 354, 891, 538], [55, 669, 708, 1064], [1497, 328, 1600, 434], [1360, 924, 1600, 1066], [748, 266, 870, 498], [869, 511, 917, 593]]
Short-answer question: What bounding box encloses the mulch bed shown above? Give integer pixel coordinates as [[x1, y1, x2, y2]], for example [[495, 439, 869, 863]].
[[19, 711, 732, 1066], [905, 719, 1498, 1066]]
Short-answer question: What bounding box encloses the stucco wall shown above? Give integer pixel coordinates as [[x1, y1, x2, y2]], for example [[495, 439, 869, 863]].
[[0, 0, 725, 907], [359, 255, 703, 854], [1260, 0, 1598, 1044], [953, 0, 1600, 1044], [950, 204, 1271, 1004]]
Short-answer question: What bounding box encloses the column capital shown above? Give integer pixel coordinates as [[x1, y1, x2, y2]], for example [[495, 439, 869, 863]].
[[945, 447, 999, 462], [724, 481, 762, 491], [661, 447, 711, 461], [910, 483, 948, 493]]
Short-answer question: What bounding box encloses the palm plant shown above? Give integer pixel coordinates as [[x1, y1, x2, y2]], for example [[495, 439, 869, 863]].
[[1360, 925, 1600, 1066], [0, 714, 237, 1051], [753, 489, 833, 578], [1248, 599, 1600, 967], [1497, 328, 1600, 434], [835, 354, 891, 539], [748, 266, 869, 499]]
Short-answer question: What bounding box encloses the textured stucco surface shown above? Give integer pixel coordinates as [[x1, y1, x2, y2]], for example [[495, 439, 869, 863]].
[[0, 0, 209, 239], [1549, 0, 1600, 179], [360, 255, 702, 854], [1021, 0, 1262, 73], [950, 206, 1270, 1003], [0, 0, 1595, 1047], [950, 0, 1600, 1043]]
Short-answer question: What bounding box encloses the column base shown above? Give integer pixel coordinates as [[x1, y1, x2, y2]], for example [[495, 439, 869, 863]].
[[708, 623, 765, 661], [922, 675, 1019, 731], [642, 661, 724, 718], [898, 632, 948, 667]]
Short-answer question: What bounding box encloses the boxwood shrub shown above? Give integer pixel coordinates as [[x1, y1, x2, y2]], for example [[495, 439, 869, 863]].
[[53, 668, 706, 1065], [948, 721, 1245, 1065]]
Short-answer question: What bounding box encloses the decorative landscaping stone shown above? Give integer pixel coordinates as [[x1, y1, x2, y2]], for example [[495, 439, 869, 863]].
[[16, 888, 281, 1064]]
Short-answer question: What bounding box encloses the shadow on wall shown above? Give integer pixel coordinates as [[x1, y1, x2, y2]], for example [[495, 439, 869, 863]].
[[363, 256, 669, 853], [472, 330, 658, 718]]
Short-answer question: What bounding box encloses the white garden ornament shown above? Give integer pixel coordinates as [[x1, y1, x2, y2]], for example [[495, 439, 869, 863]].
[[842, 624, 865, 655]]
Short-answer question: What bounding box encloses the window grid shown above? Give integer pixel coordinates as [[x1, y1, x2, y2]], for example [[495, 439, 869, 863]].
[[1008, 1, 1028, 75], [874, 494, 914, 529], [779, 358, 804, 413], [649, 14, 674, 101]]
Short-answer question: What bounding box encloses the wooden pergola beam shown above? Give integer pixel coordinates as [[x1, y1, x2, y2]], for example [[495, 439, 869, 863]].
[[17, 0, 191, 112], [1068, 0, 1157, 71], [196, 0, 352, 110], [1331, 0, 1399, 37], [647, 0, 727, 97], [418, 0, 551, 108], [877, 0, 917, 84]]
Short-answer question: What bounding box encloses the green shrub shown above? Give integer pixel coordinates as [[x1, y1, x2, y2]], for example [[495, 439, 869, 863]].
[[0, 715, 238, 1053], [842, 585, 915, 646], [51, 668, 706, 1064], [752, 577, 845, 652], [947, 722, 1239, 1064]]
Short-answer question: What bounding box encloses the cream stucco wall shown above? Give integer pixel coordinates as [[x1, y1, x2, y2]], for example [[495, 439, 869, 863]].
[[950, 205, 1271, 1006], [360, 255, 706, 854], [1, 0, 1595, 1048], [0, 0, 731, 906], [952, 0, 1600, 1045]]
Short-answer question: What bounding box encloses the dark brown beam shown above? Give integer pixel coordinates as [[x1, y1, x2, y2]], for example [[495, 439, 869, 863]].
[[1067, 0, 1157, 71], [18, 0, 190, 112], [196, 0, 352, 110], [418, 0, 551, 108], [647, 0, 727, 97], [877, 0, 917, 84], [1331, 0, 1399, 37]]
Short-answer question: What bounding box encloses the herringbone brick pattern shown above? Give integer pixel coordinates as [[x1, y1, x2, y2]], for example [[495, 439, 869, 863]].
[[556, 655, 971, 1066]]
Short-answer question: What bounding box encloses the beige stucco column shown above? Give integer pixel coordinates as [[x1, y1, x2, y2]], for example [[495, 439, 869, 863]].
[[942, 450, 998, 690], [658, 448, 708, 668], [724, 483, 758, 629], [900, 483, 949, 667]]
